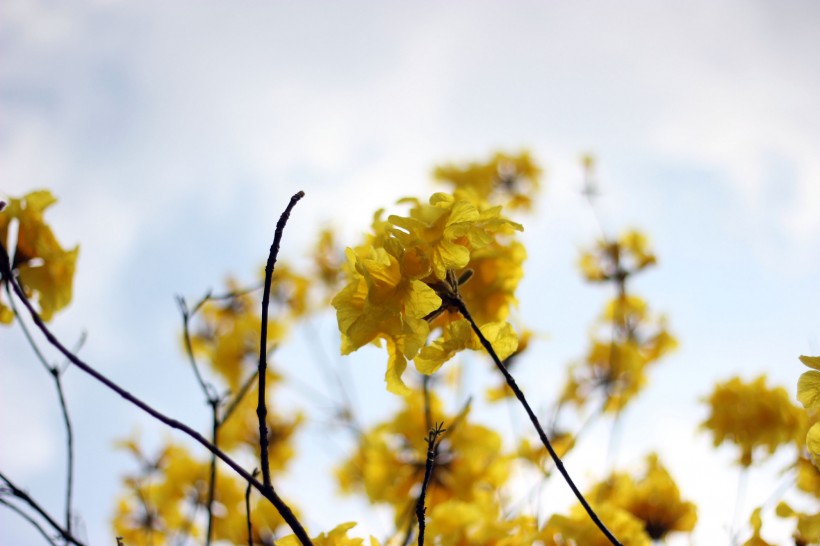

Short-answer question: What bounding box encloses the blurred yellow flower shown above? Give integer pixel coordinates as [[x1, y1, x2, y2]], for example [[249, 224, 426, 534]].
[[278, 522, 379, 546], [702, 375, 806, 467], [578, 229, 655, 284], [190, 279, 285, 392], [542, 503, 651, 546], [741, 508, 775, 546], [589, 453, 697, 540], [336, 393, 512, 524], [433, 151, 542, 211], [561, 296, 676, 413], [0, 190, 78, 323]]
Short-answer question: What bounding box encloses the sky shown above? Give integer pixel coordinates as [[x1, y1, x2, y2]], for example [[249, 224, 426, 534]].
[[2, 1, 820, 544]]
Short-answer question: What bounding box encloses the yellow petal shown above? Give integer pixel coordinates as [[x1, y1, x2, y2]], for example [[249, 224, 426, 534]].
[[797, 370, 820, 410], [800, 355, 820, 371], [808, 422, 820, 470], [385, 338, 411, 395]]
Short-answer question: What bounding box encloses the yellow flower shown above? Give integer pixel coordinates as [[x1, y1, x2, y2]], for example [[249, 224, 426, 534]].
[[218, 379, 303, 473], [190, 279, 285, 392], [542, 503, 651, 546], [799, 355, 820, 470], [456, 240, 526, 325], [590, 454, 697, 540], [561, 296, 676, 412], [702, 375, 806, 467], [433, 151, 542, 211], [313, 226, 344, 290], [332, 246, 441, 394], [336, 393, 512, 523], [776, 502, 820, 545], [387, 192, 522, 282], [278, 522, 379, 546], [415, 318, 518, 376], [426, 495, 542, 545], [741, 508, 775, 546], [0, 190, 78, 322], [579, 229, 656, 283]]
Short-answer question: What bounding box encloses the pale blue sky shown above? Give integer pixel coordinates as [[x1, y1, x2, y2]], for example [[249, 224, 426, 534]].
[[2, 1, 820, 544]]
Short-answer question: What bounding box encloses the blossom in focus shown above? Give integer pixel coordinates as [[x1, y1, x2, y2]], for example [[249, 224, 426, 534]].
[[0, 190, 78, 323], [702, 375, 806, 467], [333, 190, 524, 393]]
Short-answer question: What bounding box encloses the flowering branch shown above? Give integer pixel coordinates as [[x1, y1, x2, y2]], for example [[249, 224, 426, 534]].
[[0, 236, 314, 546]]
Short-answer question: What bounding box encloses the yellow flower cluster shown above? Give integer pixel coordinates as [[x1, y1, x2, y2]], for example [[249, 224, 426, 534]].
[[336, 393, 512, 524], [424, 496, 542, 545], [578, 229, 655, 284], [332, 190, 524, 394], [0, 190, 78, 323], [113, 441, 290, 545], [278, 522, 379, 546], [588, 454, 697, 540], [702, 375, 806, 467], [561, 296, 676, 413], [433, 151, 542, 211], [190, 267, 310, 391], [559, 230, 676, 414]]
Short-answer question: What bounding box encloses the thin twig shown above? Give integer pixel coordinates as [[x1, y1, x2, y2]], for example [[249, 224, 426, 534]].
[[0, 244, 313, 546], [415, 423, 446, 546], [177, 296, 217, 402], [258, 191, 305, 488], [0, 472, 85, 546], [454, 298, 622, 546], [177, 293, 222, 545], [6, 284, 76, 539], [205, 401, 219, 546], [220, 369, 260, 426], [245, 469, 259, 546]]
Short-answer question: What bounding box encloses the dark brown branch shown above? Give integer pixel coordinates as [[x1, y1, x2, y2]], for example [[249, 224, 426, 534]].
[[416, 423, 445, 546], [0, 472, 85, 546], [0, 244, 313, 546], [258, 191, 305, 488], [453, 298, 622, 546]]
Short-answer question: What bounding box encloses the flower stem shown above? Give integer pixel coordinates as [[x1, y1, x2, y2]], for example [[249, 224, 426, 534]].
[[454, 298, 622, 546]]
